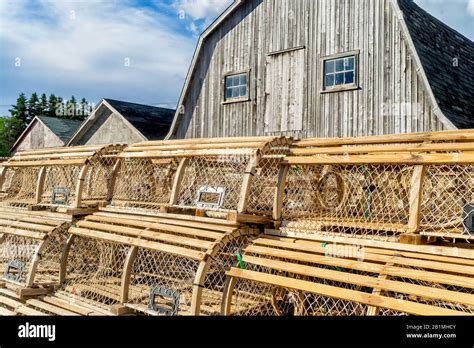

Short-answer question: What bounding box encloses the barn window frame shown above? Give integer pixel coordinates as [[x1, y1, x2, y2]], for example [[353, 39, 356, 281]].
[[223, 70, 250, 104], [321, 50, 360, 93]]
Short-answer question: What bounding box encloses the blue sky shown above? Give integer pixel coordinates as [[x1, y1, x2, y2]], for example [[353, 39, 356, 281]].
[[0, 0, 473, 116]]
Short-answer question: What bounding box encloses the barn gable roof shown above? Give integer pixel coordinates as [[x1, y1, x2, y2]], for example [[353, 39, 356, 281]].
[[166, 0, 474, 137], [103, 99, 175, 140], [37, 116, 83, 143], [67, 98, 175, 145], [397, 0, 474, 129], [11, 115, 82, 152]]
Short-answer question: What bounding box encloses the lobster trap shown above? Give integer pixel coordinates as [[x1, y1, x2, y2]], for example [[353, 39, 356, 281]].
[[109, 137, 292, 221], [276, 130, 474, 243], [221, 233, 474, 316], [12, 212, 257, 316], [0, 144, 124, 210], [0, 145, 124, 311]]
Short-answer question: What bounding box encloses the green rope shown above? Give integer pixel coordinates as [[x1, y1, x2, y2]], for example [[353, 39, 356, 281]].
[[235, 251, 246, 270]]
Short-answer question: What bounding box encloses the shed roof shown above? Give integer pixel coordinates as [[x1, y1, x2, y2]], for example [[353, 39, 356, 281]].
[[104, 99, 175, 140], [37, 116, 83, 143]]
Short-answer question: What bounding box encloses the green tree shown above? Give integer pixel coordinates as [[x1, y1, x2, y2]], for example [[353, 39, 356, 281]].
[[38, 93, 48, 116], [0, 116, 23, 157], [48, 94, 58, 117], [8, 93, 28, 127], [27, 93, 39, 121]]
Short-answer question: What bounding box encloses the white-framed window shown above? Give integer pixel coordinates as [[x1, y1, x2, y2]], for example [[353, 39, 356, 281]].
[[322, 52, 358, 92], [224, 72, 249, 102]]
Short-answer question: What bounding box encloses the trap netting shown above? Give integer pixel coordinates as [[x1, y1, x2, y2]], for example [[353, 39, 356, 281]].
[[57, 212, 258, 315], [0, 210, 70, 289], [419, 164, 474, 241], [0, 145, 124, 210], [222, 235, 474, 316], [281, 164, 413, 242], [109, 137, 291, 218], [279, 132, 474, 242]]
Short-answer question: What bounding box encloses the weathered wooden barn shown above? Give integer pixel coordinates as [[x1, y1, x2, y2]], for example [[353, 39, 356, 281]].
[[68, 99, 175, 145], [11, 115, 82, 154], [166, 0, 474, 139]]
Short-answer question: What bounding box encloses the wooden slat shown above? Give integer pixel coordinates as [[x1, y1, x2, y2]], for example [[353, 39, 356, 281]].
[[246, 242, 474, 275], [76, 221, 215, 249], [3, 159, 88, 167], [0, 219, 55, 232], [119, 148, 259, 159], [290, 142, 474, 155], [227, 268, 466, 316], [129, 136, 278, 148], [295, 131, 474, 147], [0, 227, 47, 240], [283, 152, 474, 165], [69, 227, 205, 260], [26, 299, 80, 316], [241, 255, 474, 307], [243, 244, 474, 289], [84, 214, 228, 237], [41, 296, 102, 316], [267, 229, 474, 259]]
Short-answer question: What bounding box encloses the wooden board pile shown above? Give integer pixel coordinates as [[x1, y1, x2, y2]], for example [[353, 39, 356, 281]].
[[0, 130, 472, 316]]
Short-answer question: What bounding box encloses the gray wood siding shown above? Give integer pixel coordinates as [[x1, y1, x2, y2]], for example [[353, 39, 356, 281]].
[[176, 0, 447, 139], [14, 121, 63, 153]]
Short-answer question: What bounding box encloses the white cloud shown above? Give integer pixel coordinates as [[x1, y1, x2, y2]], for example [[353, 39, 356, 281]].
[[468, 0, 474, 15], [0, 0, 196, 110], [174, 0, 233, 21]]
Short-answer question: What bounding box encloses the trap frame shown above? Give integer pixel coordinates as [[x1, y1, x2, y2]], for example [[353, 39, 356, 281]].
[[0, 145, 124, 306], [0, 144, 124, 210], [109, 136, 292, 222], [275, 130, 474, 243], [221, 233, 474, 316], [4, 137, 292, 316]]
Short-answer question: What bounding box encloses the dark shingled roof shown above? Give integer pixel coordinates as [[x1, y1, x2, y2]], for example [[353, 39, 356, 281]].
[[37, 116, 83, 143], [398, 0, 474, 129], [104, 99, 175, 140]]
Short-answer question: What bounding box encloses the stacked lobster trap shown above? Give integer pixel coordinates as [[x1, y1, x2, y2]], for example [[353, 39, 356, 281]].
[[221, 130, 474, 316], [8, 137, 292, 316], [0, 145, 123, 313]]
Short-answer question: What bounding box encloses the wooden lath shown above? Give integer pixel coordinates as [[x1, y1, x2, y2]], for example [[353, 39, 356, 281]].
[[294, 129, 474, 148], [0, 207, 71, 292], [1, 144, 125, 210], [46, 210, 258, 316], [222, 234, 474, 316], [273, 130, 474, 242], [111, 136, 292, 220]]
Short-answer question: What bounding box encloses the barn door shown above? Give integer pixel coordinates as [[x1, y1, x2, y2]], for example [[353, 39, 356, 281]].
[[265, 48, 305, 134]]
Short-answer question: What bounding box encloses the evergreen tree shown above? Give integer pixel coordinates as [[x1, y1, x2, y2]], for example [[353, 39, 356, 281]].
[[0, 116, 23, 157], [8, 93, 28, 127], [27, 93, 39, 121], [48, 94, 58, 117], [79, 98, 90, 119], [38, 93, 48, 116]]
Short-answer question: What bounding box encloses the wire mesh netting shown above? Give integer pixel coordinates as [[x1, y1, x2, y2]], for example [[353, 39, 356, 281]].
[[0, 222, 70, 287], [281, 164, 414, 241], [0, 234, 40, 286], [176, 156, 249, 212], [60, 237, 131, 311], [33, 224, 70, 285], [224, 238, 474, 316], [0, 167, 40, 207], [110, 158, 179, 211], [246, 143, 291, 215], [420, 165, 474, 240]]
